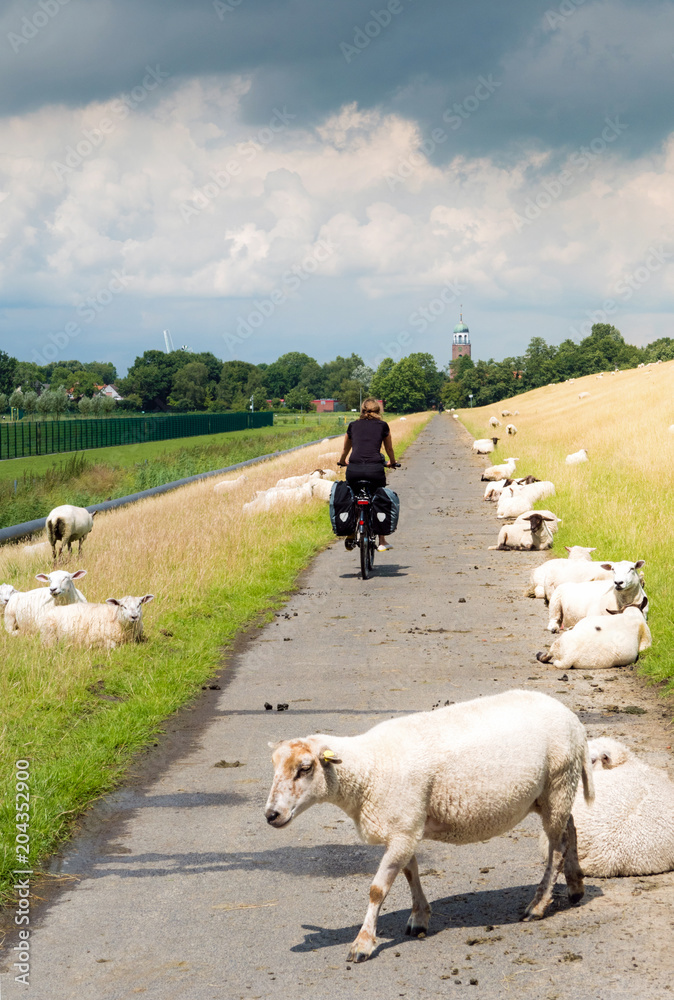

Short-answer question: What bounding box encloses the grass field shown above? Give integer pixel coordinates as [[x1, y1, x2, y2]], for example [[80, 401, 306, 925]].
[[0, 412, 431, 902], [456, 361, 674, 690]]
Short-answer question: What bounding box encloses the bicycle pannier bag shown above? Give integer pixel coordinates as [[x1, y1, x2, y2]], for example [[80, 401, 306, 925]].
[[329, 481, 357, 536], [371, 486, 400, 534]]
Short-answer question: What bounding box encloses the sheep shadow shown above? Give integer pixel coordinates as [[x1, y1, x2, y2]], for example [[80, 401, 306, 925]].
[[292, 882, 604, 958]]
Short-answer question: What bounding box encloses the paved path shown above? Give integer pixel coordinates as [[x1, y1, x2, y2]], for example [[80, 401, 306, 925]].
[[3, 415, 673, 1000]]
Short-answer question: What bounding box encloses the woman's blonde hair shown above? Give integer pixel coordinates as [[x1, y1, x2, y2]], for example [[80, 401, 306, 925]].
[[359, 397, 381, 419]]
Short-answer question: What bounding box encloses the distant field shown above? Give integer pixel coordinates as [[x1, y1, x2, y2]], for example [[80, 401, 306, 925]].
[[457, 361, 674, 689], [0, 412, 431, 902]]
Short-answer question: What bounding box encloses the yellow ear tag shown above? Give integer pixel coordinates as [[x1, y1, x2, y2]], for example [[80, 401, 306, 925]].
[[323, 750, 335, 759]]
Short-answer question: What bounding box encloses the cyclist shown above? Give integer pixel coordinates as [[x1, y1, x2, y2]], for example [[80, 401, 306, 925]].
[[337, 397, 397, 552]]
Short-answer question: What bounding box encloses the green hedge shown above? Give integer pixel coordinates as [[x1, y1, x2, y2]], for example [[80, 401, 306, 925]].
[[0, 412, 273, 460]]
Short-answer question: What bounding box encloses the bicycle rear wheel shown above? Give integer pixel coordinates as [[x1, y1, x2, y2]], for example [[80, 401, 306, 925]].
[[359, 530, 370, 580], [368, 537, 376, 572]]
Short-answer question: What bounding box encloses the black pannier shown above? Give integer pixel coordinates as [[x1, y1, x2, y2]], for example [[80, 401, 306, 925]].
[[329, 481, 358, 535], [371, 486, 400, 534]]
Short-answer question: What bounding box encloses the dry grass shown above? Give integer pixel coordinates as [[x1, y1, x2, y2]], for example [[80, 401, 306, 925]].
[[457, 362, 674, 688], [0, 412, 430, 897]]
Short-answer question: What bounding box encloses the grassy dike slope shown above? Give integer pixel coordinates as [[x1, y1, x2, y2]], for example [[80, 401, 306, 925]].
[[457, 361, 674, 690], [0, 413, 430, 902]]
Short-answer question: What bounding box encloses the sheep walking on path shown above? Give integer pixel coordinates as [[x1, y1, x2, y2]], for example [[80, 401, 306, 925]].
[[265, 689, 593, 963], [541, 738, 674, 877], [46, 504, 97, 561]]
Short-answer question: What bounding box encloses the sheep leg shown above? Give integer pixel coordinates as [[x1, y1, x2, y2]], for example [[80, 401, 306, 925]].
[[522, 833, 566, 920], [562, 814, 584, 904], [347, 841, 414, 963], [524, 785, 576, 920], [403, 855, 431, 937]]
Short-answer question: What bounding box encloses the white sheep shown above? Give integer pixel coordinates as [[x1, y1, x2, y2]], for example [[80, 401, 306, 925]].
[[566, 448, 588, 465], [536, 606, 651, 669], [542, 738, 674, 877], [41, 594, 154, 649], [514, 508, 560, 533], [501, 409, 512, 417], [525, 546, 599, 600], [242, 483, 314, 514], [481, 457, 518, 482], [275, 473, 313, 489], [496, 481, 555, 519], [488, 512, 557, 551], [541, 558, 614, 603], [483, 478, 509, 501], [46, 504, 97, 560], [21, 541, 51, 559], [505, 424, 517, 435], [0, 583, 18, 613], [472, 437, 499, 455], [4, 570, 87, 634], [308, 478, 334, 501], [265, 689, 593, 962], [312, 468, 338, 481], [513, 410, 520, 415], [316, 451, 340, 464], [452, 413, 459, 420], [488, 416, 501, 428], [213, 474, 248, 494], [578, 392, 590, 400], [547, 560, 647, 632]]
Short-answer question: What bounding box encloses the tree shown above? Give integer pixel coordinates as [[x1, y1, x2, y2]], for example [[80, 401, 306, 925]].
[[9, 389, 23, 411], [52, 386, 69, 420], [351, 364, 374, 391], [339, 378, 362, 410], [0, 350, 17, 396], [22, 391, 38, 420], [376, 357, 427, 413], [78, 397, 93, 418], [37, 391, 55, 420], [169, 362, 210, 410], [370, 358, 396, 400], [0, 393, 8, 414], [285, 386, 314, 411], [13, 361, 44, 392], [407, 353, 443, 406], [65, 369, 100, 397], [83, 361, 117, 384], [90, 395, 104, 418], [101, 395, 117, 416]]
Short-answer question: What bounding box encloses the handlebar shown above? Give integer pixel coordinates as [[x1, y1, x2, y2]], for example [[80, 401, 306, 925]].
[[336, 461, 400, 468]]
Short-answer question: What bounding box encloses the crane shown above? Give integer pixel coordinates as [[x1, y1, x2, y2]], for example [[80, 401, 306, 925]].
[[163, 329, 175, 353]]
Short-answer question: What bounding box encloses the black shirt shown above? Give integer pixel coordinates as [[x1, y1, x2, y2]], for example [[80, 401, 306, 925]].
[[346, 419, 390, 464]]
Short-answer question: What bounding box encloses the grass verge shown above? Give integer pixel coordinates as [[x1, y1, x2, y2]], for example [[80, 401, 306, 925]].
[[454, 362, 674, 691], [0, 412, 431, 903]]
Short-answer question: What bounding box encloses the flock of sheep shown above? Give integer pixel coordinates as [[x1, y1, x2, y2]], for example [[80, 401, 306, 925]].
[[470, 412, 673, 882], [1, 504, 153, 649]]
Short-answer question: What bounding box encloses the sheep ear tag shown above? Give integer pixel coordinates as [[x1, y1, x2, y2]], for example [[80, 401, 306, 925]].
[[319, 750, 342, 766]]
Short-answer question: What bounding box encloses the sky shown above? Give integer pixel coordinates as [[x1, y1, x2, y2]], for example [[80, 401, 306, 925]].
[[1, 0, 673, 376]]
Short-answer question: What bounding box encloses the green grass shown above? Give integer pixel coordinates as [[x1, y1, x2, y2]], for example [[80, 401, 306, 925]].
[[0, 414, 431, 903], [0, 425, 340, 529]]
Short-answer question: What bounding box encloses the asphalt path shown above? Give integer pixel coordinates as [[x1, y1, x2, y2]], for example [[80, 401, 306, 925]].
[[2, 414, 673, 1000]]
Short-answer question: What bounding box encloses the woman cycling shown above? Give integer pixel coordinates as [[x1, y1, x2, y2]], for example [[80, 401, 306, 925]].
[[337, 397, 397, 552]]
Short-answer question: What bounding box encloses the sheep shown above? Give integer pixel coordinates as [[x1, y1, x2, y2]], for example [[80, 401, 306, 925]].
[[41, 594, 154, 650], [484, 478, 509, 501], [213, 474, 248, 494], [312, 468, 338, 481], [0, 583, 18, 613], [46, 504, 97, 561], [265, 689, 593, 962], [525, 546, 599, 600], [481, 457, 518, 482], [505, 423, 517, 435], [21, 540, 51, 559], [501, 409, 512, 417], [496, 481, 555, 520], [541, 558, 614, 603], [566, 448, 588, 465], [308, 478, 334, 501], [513, 410, 520, 415], [472, 436, 499, 455], [536, 606, 651, 669], [275, 473, 313, 489], [243, 483, 314, 514], [578, 392, 590, 400], [547, 560, 647, 632], [316, 451, 340, 464], [514, 508, 560, 533], [541, 738, 674, 877], [4, 570, 87, 634], [488, 416, 501, 428], [452, 413, 459, 420], [488, 512, 557, 551]]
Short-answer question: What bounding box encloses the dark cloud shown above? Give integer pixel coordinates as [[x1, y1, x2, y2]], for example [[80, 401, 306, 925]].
[[2, 0, 672, 159]]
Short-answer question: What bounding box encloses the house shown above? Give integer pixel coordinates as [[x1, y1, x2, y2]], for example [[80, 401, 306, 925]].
[[95, 384, 124, 400], [311, 398, 347, 413]]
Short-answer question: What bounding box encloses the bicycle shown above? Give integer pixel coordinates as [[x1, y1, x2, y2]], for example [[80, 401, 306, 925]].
[[338, 463, 400, 580]]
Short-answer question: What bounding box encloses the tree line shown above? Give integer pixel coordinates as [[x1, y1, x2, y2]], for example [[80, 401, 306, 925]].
[[1, 324, 671, 417]]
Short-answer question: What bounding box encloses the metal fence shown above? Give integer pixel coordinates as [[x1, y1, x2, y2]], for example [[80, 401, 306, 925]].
[[0, 412, 274, 461]]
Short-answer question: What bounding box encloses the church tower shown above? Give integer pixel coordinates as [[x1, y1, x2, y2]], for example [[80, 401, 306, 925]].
[[450, 310, 471, 378]]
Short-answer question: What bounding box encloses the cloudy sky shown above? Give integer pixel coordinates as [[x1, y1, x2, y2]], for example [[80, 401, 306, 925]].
[[1, 0, 673, 375]]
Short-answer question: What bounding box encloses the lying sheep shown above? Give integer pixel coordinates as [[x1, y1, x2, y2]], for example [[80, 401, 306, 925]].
[[0, 583, 18, 613], [542, 558, 614, 603], [513, 410, 520, 415], [275, 473, 314, 489], [316, 451, 340, 464], [243, 483, 314, 514], [501, 409, 511, 417], [547, 560, 647, 632], [46, 504, 97, 560], [472, 436, 499, 455], [21, 540, 52, 559], [488, 512, 557, 551], [4, 570, 87, 634], [578, 392, 590, 400], [488, 416, 501, 428], [525, 546, 598, 600], [541, 738, 674, 877], [514, 508, 560, 533], [505, 424, 517, 435], [452, 413, 459, 420], [308, 478, 334, 501], [213, 474, 248, 494], [481, 457, 518, 482], [566, 448, 588, 465], [496, 481, 555, 520], [41, 594, 154, 649], [484, 478, 509, 501], [536, 606, 651, 669], [265, 689, 593, 962]]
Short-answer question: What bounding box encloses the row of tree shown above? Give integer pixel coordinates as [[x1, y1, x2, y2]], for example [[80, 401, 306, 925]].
[[2, 325, 672, 417]]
